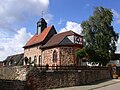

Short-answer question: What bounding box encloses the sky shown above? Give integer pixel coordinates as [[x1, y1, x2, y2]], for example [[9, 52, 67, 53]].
[[0, 0, 120, 60]]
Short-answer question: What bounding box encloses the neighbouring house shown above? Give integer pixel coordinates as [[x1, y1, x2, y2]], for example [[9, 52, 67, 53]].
[[107, 53, 120, 66], [23, 18, 83, 66], [86, 54, 120, 67], [111, 53, 120, 60], [0, 61, 3, 68], [3, 53, 24, 66]]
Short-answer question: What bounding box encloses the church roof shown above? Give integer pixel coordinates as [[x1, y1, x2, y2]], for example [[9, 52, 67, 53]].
[[23, 26, 53, 48], [42, 30, 82, 48]]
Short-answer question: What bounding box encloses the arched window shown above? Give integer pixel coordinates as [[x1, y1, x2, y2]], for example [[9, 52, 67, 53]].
[[39, 55, 42, 66], [10, 60, 13, 66], [34, 56, 37, 66], [9, 61, 12, 66], [25, 57, 28, 65], [29, 57, 31, 64], [53, 50, 57, 63]]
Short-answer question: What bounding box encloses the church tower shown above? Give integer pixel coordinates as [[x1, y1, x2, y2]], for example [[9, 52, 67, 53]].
[[37, 18, 47, 35]]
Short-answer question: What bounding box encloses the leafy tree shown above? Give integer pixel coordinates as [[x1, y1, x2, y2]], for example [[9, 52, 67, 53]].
[[76, 47, 88, 59], [81, 6, 119, 66], [76, 47, 88, 65]]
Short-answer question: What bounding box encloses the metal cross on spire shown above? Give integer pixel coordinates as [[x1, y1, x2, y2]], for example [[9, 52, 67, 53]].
[[41, 11, 44, 18]]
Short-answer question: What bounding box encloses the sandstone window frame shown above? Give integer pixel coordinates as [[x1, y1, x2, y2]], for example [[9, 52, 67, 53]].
[[39, 55, 42, 66], [9, 61, 12, 66], [53, 50, 58, 63], [25, 57, 28, 65], [29, 57, 31, 64], [34, 56, 37, 66]]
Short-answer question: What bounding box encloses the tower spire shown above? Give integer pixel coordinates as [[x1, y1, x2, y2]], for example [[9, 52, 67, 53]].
[[37, 17, 47, 35]]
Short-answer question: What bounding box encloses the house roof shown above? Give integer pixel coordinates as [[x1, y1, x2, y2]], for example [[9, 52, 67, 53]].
[[23, 26, 53, 48], [3, 53, 24, 66], [42, 30, 82, 48], [111, 53, 120, 60]]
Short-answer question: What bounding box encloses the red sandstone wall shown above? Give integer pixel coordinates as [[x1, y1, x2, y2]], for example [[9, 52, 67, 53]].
[[24, 45, 42, 65], [42, 46, 81, 66], [60, 47, 75, 66], [43, 48, 60, 66]]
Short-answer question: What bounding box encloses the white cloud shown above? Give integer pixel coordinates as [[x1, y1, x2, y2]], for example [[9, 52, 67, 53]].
[[116, 35, 120, 53], [58, 18, 64, 25], [112, 9, 120, 53], [0, 28, 32, 61], [0, 0, 50, 60], [60, 21, 82, 34], [112, 9, 120, 18], [112, 9, 120, 24], [44, 13, 53, 23], [0, 0, 50, 32]]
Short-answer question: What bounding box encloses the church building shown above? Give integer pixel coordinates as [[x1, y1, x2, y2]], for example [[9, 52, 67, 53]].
[[23, 18, 83, 66]]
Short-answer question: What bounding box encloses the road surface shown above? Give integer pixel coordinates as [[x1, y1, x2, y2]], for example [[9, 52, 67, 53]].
[[50, 79, 120, 90], [95, 82, 120, 90]]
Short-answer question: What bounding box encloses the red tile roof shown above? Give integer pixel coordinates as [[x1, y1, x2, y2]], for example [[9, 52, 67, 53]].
[[43, 30, 82, 48], [23, 26, 53, 48]]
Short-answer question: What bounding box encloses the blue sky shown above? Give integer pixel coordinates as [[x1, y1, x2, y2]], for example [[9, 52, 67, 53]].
[[0, 0, 120, 60], [25, 0, 120, 34], [49, 0, 120, 33]]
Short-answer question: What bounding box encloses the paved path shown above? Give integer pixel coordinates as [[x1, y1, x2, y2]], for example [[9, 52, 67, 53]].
[[48, 78, 120, 90], [94, 82, 120, 90]]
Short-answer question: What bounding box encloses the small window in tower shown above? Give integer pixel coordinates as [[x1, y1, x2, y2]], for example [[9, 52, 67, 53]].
[[53, 50, 58, 63], [39, 55, 42, 66]]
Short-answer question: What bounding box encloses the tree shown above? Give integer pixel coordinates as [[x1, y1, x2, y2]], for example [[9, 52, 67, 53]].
[[76, 47, 87, 59], [81, 6, 119, 66], [76, 47, 88, 65]]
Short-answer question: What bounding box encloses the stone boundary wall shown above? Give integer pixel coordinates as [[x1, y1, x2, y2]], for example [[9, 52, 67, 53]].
[[0, 66, 32, 81], [26, 67, 111, 90], [0, 79, 25, 90]]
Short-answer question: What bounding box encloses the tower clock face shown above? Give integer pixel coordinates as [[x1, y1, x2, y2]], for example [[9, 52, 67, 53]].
[[75, 36, 82, 44], [77, 37, 80, 42]]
